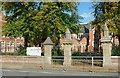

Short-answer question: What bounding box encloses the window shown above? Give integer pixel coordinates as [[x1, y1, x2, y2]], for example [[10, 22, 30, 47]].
[[6, 41, 10, 52], [16, 42, 20, 51], [1, 41, 5, 52], [10, 42, 14, 52]]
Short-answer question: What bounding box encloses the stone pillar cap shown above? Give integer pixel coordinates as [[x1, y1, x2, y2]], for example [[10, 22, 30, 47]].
[[63, 41, 72, 44], [63, 28, 72, 44], [101, 37, 111, 43], [43, 37, 54, 45], [65, 28, 70, 34]]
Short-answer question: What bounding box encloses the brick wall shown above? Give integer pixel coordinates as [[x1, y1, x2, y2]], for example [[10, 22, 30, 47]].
[[1, 56, 45, 64], [79, 37, 87, 53], [88, 29, 94, 52], [111, 56, 120, 66], [1, 56, 119, 67]]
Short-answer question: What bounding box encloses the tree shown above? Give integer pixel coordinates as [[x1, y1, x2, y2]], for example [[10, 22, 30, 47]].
[[92, 2, 120, 46], [2, 2, 81, 47], [2, 2, 42, 47]]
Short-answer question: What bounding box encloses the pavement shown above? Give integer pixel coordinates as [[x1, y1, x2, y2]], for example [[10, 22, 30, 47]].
[[2, 68, 119, 76], [1, 62, 120, 77]]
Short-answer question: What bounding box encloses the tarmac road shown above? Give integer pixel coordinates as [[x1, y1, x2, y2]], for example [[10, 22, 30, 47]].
[[1, 68, 118, 76]]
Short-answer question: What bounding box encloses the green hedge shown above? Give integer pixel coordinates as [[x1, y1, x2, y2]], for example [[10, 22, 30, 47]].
[[72, 51, 102, 56], [11, 46, 26, 56], [112, 46, 120, 56], [52, 45, 64, 56]]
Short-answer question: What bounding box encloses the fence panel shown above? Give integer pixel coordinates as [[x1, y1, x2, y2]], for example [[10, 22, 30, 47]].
[[51, 56, 103, 67]]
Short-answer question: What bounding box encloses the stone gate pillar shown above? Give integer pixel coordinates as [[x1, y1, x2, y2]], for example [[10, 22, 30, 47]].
[[0, 22, 2, 53], [63, 29, 72, 67], [101, 23, 112, 67], [43, 37, 53, 65]]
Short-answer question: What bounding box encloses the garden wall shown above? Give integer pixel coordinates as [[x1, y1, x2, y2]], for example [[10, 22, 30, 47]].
[[0, 56, 120, 67], [1, 56, 45, 64], [111, 56, 120, 67]]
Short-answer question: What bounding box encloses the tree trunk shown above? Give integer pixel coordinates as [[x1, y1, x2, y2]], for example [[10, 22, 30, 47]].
[[56, 36, 60, 48], [24, 36, 28, 48]]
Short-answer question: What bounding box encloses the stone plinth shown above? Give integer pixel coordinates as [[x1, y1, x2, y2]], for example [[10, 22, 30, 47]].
[[63, 43, 72, 67], [0, 25, 2, 53], [43, 37, 53, 65], [101, 23, 112, 67], [63, 29, 72, 67], [101, 37, 112, 67]]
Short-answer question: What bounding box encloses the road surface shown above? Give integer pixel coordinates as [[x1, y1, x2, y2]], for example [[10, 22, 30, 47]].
[[2, 68, 118, 76]]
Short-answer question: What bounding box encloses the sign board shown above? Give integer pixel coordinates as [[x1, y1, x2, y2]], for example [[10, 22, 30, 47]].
[[26, 47, 41, 56]]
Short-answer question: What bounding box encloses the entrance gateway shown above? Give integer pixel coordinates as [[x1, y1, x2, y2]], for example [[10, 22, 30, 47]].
[[43, 23, 112, 67]]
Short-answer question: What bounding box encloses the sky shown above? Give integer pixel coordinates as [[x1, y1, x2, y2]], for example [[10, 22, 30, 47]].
[[77, 2, 95, 24], [1, 2, 95, 24]]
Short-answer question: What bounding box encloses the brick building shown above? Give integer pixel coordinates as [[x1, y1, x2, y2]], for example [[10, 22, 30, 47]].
[[0, 37, 24, 53], [60, 23, 119, 53], [0, 12, 119, 54], [60, 34, 88, 53], [0, 13, 24, 53]]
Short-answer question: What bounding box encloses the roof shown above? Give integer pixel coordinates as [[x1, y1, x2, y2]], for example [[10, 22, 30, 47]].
[[60, 37, 79, 45], [80, 23, 94, 33], [78, 33, 89, 41], [83, 33, 89, 39]]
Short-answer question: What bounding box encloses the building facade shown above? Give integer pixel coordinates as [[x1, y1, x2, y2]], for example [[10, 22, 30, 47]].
[[0, 12, 119, 54], [0, 13, 24, 54], [60, 23, 119, 54], [0, 37, 24, 53]]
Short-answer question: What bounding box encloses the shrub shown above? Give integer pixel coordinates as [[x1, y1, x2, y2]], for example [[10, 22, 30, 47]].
[[52, 45, 64, 56], [72, 52, 81, 56], [112, 46, 120, 56], [72, 51, 102, 56], [15, 45, 26, 56], [17, 48, 26, 56], [1, 45, 26, 56]]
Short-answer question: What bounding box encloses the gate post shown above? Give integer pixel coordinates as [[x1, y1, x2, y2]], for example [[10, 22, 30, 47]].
[[43, 37, 53, 65], [101, 23, 112, 67], [63, 29, 72, 67], [0, 23, 1, 53]]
